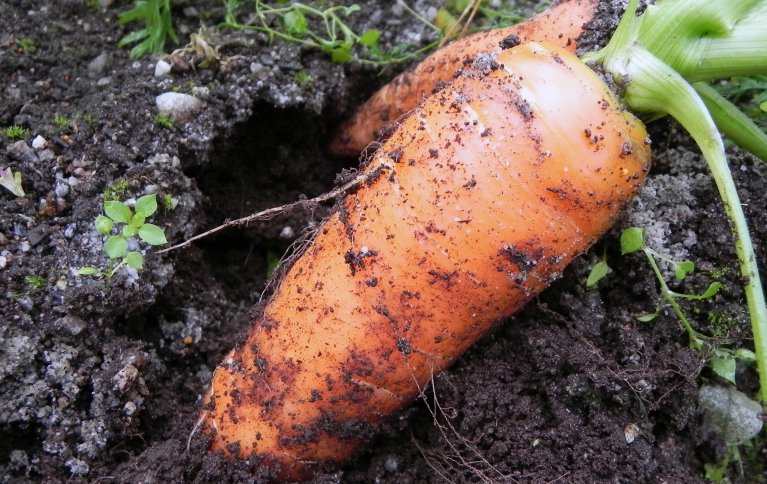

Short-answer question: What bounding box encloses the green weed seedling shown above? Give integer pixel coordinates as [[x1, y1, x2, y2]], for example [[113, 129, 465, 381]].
[[78, 193, 168, 279], [52, 115, 70, 129], [619, 227, 719, 349], [2, 125, 30, 140], [118, 0, 178, 57], [585, 249, 610, 290], [295, 70, 314, 90], [220, 0, 442, 67], [160, 193, 176, 212], [25, 275, 46, 289], [154, 113, 175, 128], [17, 37, 36, 53], [587, 226, 758, 385], [103, 179, 129, 202], [620, 227, 761, 384]]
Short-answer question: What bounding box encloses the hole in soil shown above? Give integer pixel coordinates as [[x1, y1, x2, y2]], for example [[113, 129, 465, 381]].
[[0, 422, 40, 464], [187, 102, 352, 302]]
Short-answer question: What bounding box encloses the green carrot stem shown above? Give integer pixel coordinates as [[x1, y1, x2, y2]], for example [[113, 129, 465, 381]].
[[694, 82, 767, 163], [635, 0, 765, 81], [687, 3, 767, 81]]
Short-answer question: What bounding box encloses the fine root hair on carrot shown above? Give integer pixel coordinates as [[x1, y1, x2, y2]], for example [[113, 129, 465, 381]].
[[186, 412, 208, 455], [157, 163, 394, 254]]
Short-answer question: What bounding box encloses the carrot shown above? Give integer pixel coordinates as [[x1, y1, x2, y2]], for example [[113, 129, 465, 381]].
[[200, 41, 651, 480], [328, 0, 600, 158]]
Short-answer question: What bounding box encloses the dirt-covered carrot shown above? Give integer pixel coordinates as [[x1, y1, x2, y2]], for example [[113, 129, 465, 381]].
[[328, 0, 599, 158], [201, 41, 651, 480]]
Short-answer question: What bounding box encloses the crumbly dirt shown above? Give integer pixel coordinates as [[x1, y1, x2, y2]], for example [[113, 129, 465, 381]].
[[0, 0, 765, 482]]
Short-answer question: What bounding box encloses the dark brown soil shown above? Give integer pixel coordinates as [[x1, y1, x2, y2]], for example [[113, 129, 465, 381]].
[[0, 0, 765, 482]]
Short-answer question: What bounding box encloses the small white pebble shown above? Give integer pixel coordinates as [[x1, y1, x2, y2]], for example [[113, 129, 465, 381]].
[[31, 135, 46, 149], [154, 59, 171, 77], [280, 226, 295, 239], [55, 182, 69, 198], [156, 92, 203, 121]]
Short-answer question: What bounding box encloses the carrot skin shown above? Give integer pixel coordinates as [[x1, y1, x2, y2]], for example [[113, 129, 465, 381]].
[[202, 42, 651, 480], [328, 0, 600, 158]]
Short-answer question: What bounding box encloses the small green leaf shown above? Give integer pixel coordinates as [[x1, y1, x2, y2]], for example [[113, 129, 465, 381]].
[[586, 260, 610, 289], [129, 214, 146, 228], [134, 194, 158, 218], [734, 348, 757, 363], [331, 44, 354, 63], [711, 357, 736, 385], [95, 215, 113, 235], [637, 312, 659, 322], [283, 10, 307, 36], [620, 227, 645, 255], [125, 251, 144, 270], [104, 235, 129, 259], [122, 225, 139, 238], [104, 200, 133, 224], [77, 267, 99, 276], [138, 223, 167, 245], [358, 29, 380, 47], [761, 100, 767, 112], [704, 462, 726, 483], [700, 281, 723, 299], [673, 260, 695, 280]]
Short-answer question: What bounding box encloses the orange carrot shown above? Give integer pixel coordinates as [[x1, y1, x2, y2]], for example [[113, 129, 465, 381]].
[[328, 0, 600, 158], [201, 41, 650, 480]]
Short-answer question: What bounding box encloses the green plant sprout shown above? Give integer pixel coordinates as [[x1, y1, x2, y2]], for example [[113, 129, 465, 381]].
[[0, 167, 25, 197], [77, 112, 98, 124], [78, 194, 168, 278], [17, 37, 36, 53], [585, 248, 610, 290], [118, 0, 178, 58], [294, 70, 314, 90], [160, 193, 176, 212], [153, 113, 175, 128], [220, 0, 442, 67], [25, 275, 46, 289], [103, 179, 130, 202], [583, 0, 767, 404], [601, 227, 757, 385], [619, 227, 720, 346], [52, 115, 70, 129], [2, 125, 30, 140]]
